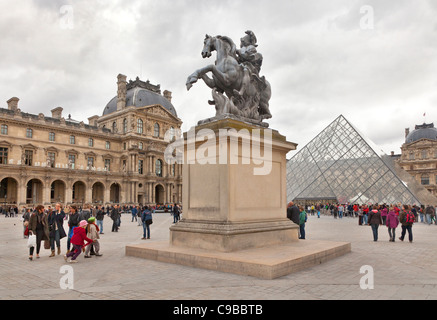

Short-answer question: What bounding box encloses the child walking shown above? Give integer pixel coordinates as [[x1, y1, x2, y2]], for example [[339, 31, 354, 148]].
[[84, 217, 102, 258], [64, 220, 93, 263]]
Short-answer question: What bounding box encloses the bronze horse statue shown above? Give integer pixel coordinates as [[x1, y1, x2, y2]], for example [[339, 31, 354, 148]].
[[186, 34, 272, 122]]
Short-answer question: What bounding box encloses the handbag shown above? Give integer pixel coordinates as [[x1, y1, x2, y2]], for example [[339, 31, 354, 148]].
[[146, 219, 153, 225], [27, 234, 36, 248], [44, 240, 50, 250]]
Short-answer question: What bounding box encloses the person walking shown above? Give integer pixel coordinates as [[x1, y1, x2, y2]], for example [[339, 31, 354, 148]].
[[338, 204, 344, 219], [66, 206, 80, 254], [28, 205, 50, 261], [48, 203, 66, 257], [110, 205, 119, 232], [141, 206, 153, 239], [79, 204, 91, 222], [172, 203, 180, 224], [22, 208, 31, 238], [298, 206, 307, 239], [386, 206, 399, 242], [64, 220, 93, 263], [368, 205, 383, 241], [381, 205, 388, 225], [131, 206, 138, 222], [362, 205, 369, 225], [137, 207, 142, 226], [399, 205, 414, 243], [358, 205, 363, 225], [95, 205, 105, 234], [333, 205, 338, 219], [425, 205, 435, 225], [84, 217, 102, 258]]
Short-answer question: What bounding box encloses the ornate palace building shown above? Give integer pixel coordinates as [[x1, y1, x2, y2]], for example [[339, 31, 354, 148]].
[[0, 74, 182, 207], [398, 123, 437, 197]]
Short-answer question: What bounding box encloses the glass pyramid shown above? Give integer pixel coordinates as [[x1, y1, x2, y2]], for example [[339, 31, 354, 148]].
[[286, 115, 421, 205]]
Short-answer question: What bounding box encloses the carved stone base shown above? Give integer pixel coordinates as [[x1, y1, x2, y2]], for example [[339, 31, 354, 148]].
[[170, 218, 299, 252]]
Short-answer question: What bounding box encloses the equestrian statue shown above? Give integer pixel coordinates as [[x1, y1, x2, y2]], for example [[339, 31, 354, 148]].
[[186, 31, 272, 124]]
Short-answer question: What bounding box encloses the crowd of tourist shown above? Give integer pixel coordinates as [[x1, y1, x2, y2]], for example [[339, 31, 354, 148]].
[[16, 202, 182, 262], [287, 201, 436, 243]]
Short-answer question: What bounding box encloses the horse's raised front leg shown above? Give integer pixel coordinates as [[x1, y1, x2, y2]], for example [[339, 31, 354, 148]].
[[186, 65, 214, 91], [200, 74, 216, 89]]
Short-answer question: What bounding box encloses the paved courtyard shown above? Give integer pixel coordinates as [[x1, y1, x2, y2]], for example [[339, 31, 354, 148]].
[[1, 212, 437, 300]]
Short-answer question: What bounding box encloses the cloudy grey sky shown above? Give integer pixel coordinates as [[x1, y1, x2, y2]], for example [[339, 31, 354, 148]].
[[1, 0, 436, 157]]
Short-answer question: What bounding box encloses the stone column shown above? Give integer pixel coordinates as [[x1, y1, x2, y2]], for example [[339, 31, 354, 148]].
[[104, 185, 110, 205], [17, 179, 26, 206], [85, 183, 92, 204], [65, 185, 73, 205], [43, 183, 51, 205]]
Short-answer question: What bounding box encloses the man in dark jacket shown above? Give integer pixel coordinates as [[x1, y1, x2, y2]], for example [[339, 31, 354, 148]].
[[110, 205, 119, 232], [287, 202, 300, 225], [173, 204, 180, 224], [48, 203, 66, 257], [95, 206, 105, 234]]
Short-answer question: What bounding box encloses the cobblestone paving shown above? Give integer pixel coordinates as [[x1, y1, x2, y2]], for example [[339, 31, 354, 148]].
[[1, 213, 436, 300]]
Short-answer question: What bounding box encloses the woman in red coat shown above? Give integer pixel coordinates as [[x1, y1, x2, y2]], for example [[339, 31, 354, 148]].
[[64, 220, 93, 263]]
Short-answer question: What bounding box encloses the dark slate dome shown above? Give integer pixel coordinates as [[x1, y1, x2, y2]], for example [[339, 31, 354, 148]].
[[103, 77, 177, 117], [406, 123, 437, 144]]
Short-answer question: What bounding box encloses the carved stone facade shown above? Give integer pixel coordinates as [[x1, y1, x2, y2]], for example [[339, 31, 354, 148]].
[[398, 123, 437, 197], [0, 75, 182, 207]]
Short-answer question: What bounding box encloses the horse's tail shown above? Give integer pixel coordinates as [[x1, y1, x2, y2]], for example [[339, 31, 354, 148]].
[[259, 79, 272, 119]]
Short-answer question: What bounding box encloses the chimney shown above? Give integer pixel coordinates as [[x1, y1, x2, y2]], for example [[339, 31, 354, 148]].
[[117, 74, 127, 111], [163, 90, 172, 103], [88, 115, 99, 126], [391, 151, 395, 156], [7, 97, 19, 111], [51, 107, 63, 119], [405, 128, 410, 138]]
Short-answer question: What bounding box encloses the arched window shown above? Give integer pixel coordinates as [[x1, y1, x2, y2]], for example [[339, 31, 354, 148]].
[[123, 118, 128, 133], [154, 123, 160, 137], [137, 118, 143, 134], [155, 159, 163, 177]]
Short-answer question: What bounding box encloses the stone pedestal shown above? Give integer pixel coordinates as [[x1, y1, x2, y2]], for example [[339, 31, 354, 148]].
[[126, 116, 351, 279], [170, 117, 299, 252]]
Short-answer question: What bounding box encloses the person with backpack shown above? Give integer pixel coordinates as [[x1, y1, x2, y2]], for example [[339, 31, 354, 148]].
[[141, 206, 153, 239], [399, 204, 414, 243]]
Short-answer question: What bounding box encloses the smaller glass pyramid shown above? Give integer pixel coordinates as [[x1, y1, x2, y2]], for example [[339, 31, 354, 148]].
[[286, 115, 421, 205]]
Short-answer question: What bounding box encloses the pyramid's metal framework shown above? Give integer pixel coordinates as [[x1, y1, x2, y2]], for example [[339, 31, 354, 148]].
[[286, 115, 421, 205]]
